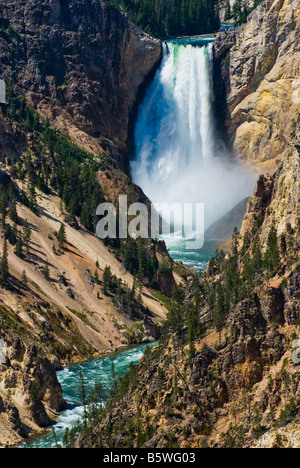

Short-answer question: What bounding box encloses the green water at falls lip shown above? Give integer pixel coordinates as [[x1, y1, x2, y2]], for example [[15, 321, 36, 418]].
[[21, 342, 157, 449]]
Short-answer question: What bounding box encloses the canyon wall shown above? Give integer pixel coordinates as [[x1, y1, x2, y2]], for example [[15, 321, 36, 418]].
[[0, 338, 66, 446], [214, 0, 300, 172], [0, 0, 162, 169]]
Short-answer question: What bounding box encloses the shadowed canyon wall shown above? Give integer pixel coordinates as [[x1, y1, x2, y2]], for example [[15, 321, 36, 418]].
[[0, 0, 162, 169]]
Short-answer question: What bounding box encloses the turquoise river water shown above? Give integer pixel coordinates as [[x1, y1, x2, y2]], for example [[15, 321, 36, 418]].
[[21, 343, 156, 448]]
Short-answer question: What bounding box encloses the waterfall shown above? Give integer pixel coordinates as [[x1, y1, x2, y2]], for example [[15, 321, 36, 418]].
[[131, 38, 254, 267]]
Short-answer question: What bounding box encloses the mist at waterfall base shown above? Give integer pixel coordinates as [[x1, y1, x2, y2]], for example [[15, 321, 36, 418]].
[[131, 38, 255, 271]]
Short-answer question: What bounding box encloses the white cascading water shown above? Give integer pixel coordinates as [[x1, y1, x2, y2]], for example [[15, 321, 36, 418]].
[[131, 39, 254, 269]]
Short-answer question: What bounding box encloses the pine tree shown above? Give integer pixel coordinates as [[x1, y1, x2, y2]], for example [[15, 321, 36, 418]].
[[21, 269, 28, 285], [22, 219, 31, 254], [8, 199, 18, 224], [232, 227, 240, 257], [251, 236, 263, 274], [103, 265, 112, 295], [57, 223, 67, 250], [0, 240, 9, 289], [25, 108, 32, 130], [42, 265, 50, 281], [240, 6, 248, 23], [224, 0, 232, 20], [232, 0, 242, 24], [79, 371, 88, 428], [33, 113, 40, 132], [186, 305, 199, 361], [0, 192, 6, 227], [94, 269, 100, 285], [15, 233, 23, 258], [213, 281, 227, 331], [263, 225, 280, 276], [10, 223, 18, 246], [27, 183, 37, 213]]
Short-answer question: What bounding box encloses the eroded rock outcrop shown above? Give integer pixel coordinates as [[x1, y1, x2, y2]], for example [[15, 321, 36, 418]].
[[0, 337, 66, 446], [240, 146, 300, 243], [214, 0, 300, 171]]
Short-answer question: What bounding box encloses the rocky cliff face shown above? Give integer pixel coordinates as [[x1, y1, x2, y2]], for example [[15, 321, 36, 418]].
[[214, 0, 300, 172], [0, 0, 162, 169], [240, 145, 300, 247], [0, 337, 66, 446]]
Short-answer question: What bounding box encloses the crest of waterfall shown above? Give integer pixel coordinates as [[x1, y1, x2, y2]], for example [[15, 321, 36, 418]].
[[131, 38, 254, 239]]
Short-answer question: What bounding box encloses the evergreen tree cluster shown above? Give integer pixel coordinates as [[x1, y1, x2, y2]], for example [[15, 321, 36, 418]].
[[104, 233, 159, 287], [0, 182, 19, 244], [0, 179, 33, 289], [1, 82, 162, 288], [118, 238, 159, 284], [228, 0, 264, 26], [102, 265, 151, 319], [3, 80, 42, 134], [108, 0, 220, 37], [0, 239, 9, 289], [1, 80, 105, 232], [160, 219, 298, 352]]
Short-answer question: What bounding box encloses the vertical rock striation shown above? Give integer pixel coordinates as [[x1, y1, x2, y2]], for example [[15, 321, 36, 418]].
[[0, 337, 66, 446], [214, 0, 300, 172]]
